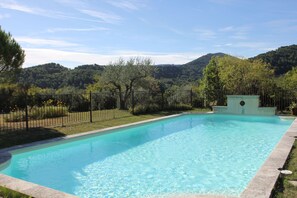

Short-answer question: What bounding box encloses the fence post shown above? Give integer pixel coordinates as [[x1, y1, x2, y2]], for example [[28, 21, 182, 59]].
[[25, 95, 29, 131], [190, 89, 193, 107], [89, 91, 93, 123], [161, 92, 164, 110], [131, 89, 135, 114]]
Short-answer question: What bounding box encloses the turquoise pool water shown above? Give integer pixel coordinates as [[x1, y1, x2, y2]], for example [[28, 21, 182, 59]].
[[0, 114, 293, 197]]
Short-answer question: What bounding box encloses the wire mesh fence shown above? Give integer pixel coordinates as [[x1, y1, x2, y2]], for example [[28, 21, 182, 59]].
[[0, 89, 296, 132]]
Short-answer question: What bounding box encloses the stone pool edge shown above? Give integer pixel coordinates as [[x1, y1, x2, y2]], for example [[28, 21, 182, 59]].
[[240, 117, 297, 198], [0, 113, 184, 198]]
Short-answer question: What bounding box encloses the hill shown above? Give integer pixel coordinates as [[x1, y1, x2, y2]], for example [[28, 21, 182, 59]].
[[251, 45, 297, 75], [61, 64, 104, 89], [17, 45, 297, 90], [18, 63, 69, 89], [180, 53, 226, 82], [19, 63, 104, 89], [154, 53, 226, 83]]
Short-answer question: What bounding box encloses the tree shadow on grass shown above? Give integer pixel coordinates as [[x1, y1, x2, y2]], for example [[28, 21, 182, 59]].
[[0, 127, 66, 149]]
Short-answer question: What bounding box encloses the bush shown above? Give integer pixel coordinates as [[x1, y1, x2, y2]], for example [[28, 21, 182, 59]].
[[4, 106, 68, 122], [165, 103, 193, 111], [131, 103, 193, 115], [131, 104, 160, 115], [3, 113, 26, 122], [30, 106, 68, 119]]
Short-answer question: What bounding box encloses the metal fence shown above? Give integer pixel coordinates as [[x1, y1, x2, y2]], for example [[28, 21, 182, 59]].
[[1, 89, 296, 132], [0, 90, 196, 132]]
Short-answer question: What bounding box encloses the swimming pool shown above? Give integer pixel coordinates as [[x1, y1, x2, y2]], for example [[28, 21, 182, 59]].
[[0, 114, 294, 197]]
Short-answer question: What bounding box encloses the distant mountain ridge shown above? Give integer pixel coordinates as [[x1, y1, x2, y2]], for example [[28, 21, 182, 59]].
[[154, 53, 226, 83], [18, 45, 297, 89], [20, 53, 226, 88], [251, 45, 297, 75]]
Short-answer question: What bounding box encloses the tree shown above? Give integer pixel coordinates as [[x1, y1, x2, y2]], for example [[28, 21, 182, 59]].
[[200, 57, 225, 105], [217, 56, 274, 94], [101, 57, 153, 109], [0, 27, 25, 74], [277, 67, 297, 92], [200, 56, 275, 106]]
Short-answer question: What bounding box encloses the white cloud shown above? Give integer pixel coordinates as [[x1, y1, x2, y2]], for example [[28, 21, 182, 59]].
[[22, 48, 204, 68], [106, 0, 146, 11], [0, 0, 37, 13], [46, 27, 109, 33], [0, 0, 71, 19], [15, 37, 80, 48], [79, 9, 122, 24]]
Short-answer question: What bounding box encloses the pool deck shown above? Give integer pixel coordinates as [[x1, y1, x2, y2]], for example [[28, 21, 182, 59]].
[[0, 113, 296, 198]]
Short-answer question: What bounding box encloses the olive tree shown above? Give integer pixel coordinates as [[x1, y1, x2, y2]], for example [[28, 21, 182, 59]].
[[101, 57, 153, 109], [0, 27, 25, 73]]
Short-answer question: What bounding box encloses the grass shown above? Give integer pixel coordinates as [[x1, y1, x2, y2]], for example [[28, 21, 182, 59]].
[[0, 109, 131, 130], [0, 186, 30, 198], [272, 140, 297, 198]]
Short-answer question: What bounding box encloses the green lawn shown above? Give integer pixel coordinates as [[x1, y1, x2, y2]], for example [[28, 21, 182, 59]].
[[0, 186, 30, 198], [272, 140, 297, 198]]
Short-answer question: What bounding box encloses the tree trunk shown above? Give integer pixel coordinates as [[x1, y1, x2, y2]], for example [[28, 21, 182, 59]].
[[117, 87, 126, 110]]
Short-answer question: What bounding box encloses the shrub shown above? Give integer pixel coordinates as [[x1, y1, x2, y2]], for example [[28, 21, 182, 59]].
[[29, 106, 68, 119], [165, 103, 193, 111], [131, 104, 160, 115], [4, 106, 68, 122], [3, 113, 26, 122]]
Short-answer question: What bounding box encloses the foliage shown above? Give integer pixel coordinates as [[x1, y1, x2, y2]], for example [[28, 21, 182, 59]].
[[18, 63, 69, 89], [86, 75, 103, 93], [271, 140, 297, 198], [154, 53, 226, 84], [62, 64, 104, 89], [252, 45, 297, 75], [200, 57, 224, 105], [131, 104, 160, 115], [164, 85, 193, 106], [101, 57, 154, 109], [0, 83, 27, 112], [4, 105, 68, 122], [277, 67, 297, 93], [200, 56, 275, 106], [289, 102, 297, 110], [165, 103, 193, 111], [0, 27, 25, 74], [0, 186, 30, 198], [18, 63, 103, 89], [131, 103, 192, 115], [91, 92, 117, 110], [30, 106, 68, 119]]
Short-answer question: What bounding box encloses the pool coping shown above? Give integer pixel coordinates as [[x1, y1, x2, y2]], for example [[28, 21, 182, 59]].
[[0, 113, 296, 198], [240, 116, 297, 198]]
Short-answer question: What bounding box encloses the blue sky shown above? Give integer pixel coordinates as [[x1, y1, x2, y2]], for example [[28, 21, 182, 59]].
[[0, 0, 297, 68]]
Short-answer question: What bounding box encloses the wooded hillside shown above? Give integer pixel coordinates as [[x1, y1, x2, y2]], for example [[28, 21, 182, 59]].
[[16, 45, 297, 89]]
